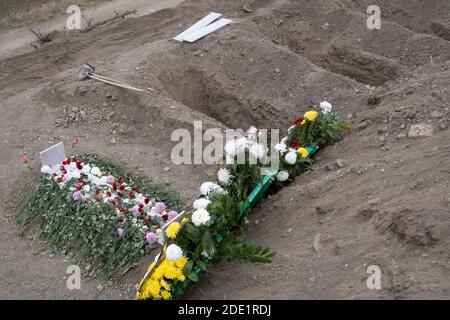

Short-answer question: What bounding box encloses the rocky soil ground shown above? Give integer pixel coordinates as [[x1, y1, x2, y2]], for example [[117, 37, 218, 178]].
[[0, 0, 449, 299]]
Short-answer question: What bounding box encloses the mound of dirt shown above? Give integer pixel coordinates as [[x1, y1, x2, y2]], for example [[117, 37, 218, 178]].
[[0, 0, 449, 299]]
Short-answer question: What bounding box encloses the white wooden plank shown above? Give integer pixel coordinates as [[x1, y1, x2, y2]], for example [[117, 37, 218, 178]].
[[181, 18, 232, 43], [174, 12, 222, 41], [40, 142, 66, 167]]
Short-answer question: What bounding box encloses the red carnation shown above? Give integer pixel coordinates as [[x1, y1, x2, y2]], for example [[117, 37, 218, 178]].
[[144, 198, 150, 204], [290, 139, 301, 149], [119, 184, 125, 191], [106, 191, 111, 197], [116, 219, 124, 224], [293, 116, 304, 125], [162, 214, 168, 221], [118, 178, 124, 184], [138, 203, 144, 209], [112, 183, 118, 191]]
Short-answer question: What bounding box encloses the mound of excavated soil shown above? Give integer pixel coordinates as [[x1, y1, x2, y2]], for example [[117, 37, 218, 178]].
[[0, 0, 449, 299]]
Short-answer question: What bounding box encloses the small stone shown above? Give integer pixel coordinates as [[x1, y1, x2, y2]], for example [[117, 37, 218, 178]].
[[377, 126, 388, 134], [336, 159, 349, 168], [431, 111, 442, 119], [109, 137, 118, 144], [254, 219, 259, 225], [322, 22, 329, 30], [163, 167, 170, 172], [408, 124, 433, 138], [96, 284, 104, 292], [274, 68, 281, 73], [71, 106, 79, 113], [439, 122, 448, 131], [358, 120, 369, 130], [242, 5, 252, 13], [85, 264, 91, 271]]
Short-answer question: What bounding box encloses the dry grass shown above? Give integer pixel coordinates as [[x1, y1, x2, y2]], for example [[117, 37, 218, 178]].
[[0, 0, 110, 29]]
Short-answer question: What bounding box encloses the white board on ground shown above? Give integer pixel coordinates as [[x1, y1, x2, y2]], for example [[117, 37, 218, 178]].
[[40, 142, 66, 167], [173, 12, 222, 41], [181, 18, 232, 43]]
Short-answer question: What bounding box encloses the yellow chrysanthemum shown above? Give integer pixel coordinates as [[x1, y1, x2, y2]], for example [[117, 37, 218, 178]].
[[176, 256, 188, 269], [304, 110, 319, 122], [160, 279, 171, 291], [297, 147, 309, 158], [161, 290, 171, 300], [165, 222, 180, 239]]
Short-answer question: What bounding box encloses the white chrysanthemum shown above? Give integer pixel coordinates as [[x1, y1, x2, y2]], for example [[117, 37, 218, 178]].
[[285, 151, 297, 165], [91, 166, 101, 176], [224, 139, 238, 157], [81, 164, 91, 175], [274, 142, 287, 153], [191, 209, 211, 226], [83, 185, 91, 193], [41, 165, 52, 175], [193, 198, 211, 210], [71, 171, 81, 179], [276, 170, 289, 182], [217, 168, 234, 185], [147, 207, 159, 217], [69, 162, 78, 170], [200, 182, 224, 196], [320, 101, 332, 114], [235, 137, 249, 151], [249, 143, 266, 160], [165, 244, 183, 262], [246, 126, 258, 141], [100, 176, 108, 184]]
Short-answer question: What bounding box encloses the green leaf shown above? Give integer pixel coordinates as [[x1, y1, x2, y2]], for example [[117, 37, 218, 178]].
[[188, 271, 199, 282]]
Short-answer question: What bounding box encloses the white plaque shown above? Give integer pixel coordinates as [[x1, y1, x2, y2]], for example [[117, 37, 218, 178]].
[[40, 142, 66, 167]]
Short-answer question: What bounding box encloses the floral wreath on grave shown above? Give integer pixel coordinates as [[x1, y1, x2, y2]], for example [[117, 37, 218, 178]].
[[136, 101, 350, 300], [17, 154, 184, 279]]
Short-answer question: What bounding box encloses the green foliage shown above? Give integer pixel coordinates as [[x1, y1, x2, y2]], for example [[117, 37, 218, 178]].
[[217, 234, 276, 264]]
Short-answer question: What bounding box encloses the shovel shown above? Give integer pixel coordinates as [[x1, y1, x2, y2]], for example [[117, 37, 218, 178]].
[[77, 63, 144, 92]]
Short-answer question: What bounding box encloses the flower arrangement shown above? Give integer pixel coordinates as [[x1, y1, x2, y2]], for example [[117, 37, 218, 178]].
[[17, 154, 183, 279], [138, 101, 349, 299]]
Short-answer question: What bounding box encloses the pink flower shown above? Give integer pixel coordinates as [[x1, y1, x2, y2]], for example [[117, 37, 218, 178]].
[[72, 191, 83, 201], [73, 136, 79, 145], [20, 155, 29, 164], [154, 202, 166, 213], [167, 211, 178, 221], [146, 232, 157, 245], [117, 228, 124, 237], [131, 206, 140, 216], [106, 175, 115, 184]]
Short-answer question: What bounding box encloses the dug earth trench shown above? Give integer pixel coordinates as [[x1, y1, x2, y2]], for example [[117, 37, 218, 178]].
[[0, 0, 449, 299]]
